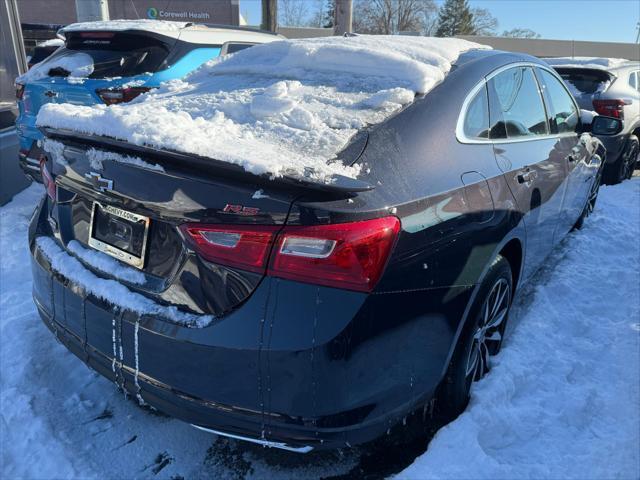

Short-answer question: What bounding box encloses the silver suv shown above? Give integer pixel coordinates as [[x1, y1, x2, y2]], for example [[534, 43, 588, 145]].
[[546, 58, 640, 184]]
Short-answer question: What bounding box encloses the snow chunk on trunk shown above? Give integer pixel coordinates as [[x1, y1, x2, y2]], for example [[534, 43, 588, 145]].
[[37, 36, 489, 182]]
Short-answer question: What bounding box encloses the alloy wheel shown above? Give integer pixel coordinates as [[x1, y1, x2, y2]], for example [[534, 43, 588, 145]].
[[465, 278, 511, 381]]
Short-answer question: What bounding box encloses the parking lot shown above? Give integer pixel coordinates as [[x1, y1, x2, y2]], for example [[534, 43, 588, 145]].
[[2, 176, 638, 479]]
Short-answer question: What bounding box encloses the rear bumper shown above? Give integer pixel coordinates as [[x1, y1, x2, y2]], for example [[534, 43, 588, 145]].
[[35, 299, 327, 451], [29, 203, 468, 451]]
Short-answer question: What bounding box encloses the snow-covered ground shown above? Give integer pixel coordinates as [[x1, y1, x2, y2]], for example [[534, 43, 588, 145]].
[[1, 178, 639, 479]]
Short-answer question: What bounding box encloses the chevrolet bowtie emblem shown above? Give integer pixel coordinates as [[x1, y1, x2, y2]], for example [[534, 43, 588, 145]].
[[85, 172, 113, 192]]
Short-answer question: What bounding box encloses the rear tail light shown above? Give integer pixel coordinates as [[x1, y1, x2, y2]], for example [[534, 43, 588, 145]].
[[39, 156, 56, 201], [181, 216, 400, 292], [15, 82, 25, 100], [96, 87, 153, 105], [180, 224, 279, 274], [269, 218, 400, 292], [592, 99, 627, 119]]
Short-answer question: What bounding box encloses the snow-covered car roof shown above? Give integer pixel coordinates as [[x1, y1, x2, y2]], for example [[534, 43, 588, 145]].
[[38, 35, 489, 183], [59, 19, 283, 45], [544, 56, 634, 71]]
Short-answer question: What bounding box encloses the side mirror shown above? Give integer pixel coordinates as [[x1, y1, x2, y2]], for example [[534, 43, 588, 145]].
[[591, 115, 623, 136]]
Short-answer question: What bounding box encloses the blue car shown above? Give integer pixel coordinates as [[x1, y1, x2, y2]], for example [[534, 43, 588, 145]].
[[16, 20, 281, 180]]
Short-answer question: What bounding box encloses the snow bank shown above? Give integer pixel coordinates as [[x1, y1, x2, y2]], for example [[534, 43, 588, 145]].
[[545, 56, 633, 70], [36, 237, 213, 328], [37, 36, 488, 182], [60, 19, 188, 34]]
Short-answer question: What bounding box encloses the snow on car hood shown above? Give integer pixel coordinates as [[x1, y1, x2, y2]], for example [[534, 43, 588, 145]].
[[37, 35, 489, 182]]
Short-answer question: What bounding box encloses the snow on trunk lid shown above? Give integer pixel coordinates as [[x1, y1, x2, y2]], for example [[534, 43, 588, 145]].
[[37, 35, 489, 184]]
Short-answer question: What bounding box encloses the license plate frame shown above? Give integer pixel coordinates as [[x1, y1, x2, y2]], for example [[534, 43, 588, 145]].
[[88, 202, 151, 269]]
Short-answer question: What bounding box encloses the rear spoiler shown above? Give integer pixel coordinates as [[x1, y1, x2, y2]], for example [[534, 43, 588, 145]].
[[41, 128, 374, 195]]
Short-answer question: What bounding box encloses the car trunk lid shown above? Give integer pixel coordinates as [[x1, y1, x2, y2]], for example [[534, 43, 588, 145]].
[[42, 130, 372, 318]]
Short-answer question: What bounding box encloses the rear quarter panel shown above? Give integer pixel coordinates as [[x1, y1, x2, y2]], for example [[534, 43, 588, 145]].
[[285, 52, 529, 425]]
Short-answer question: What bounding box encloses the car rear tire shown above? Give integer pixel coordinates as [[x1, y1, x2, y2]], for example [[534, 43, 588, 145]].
[[437, 254, 513, 419], [574, 165, 602, 230], [626, 136, 639, 178], [610, 136, 638, 184]]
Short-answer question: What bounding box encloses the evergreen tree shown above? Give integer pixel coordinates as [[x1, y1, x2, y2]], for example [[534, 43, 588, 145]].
[[323, 0, 336, 28], [435, 0, 475, 37]]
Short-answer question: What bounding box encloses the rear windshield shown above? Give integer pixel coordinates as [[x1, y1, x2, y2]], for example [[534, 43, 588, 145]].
[[555, 68, 612, 95], [44, 32, 171, 79]]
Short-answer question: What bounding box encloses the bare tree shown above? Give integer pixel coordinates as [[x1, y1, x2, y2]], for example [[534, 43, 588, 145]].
[[502, 28, 541, 39], [307, 0, 326, 27], [354, 0, 437, 35], [278, 0, 309, 27], [470, 7, 498, 36]]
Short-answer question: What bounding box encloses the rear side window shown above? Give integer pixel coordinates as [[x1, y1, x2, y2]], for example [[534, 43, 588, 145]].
[[537, 68, 579, 134], [462, 85, 489, 139], [225, 43, 257, 54], [487, 66, 548, 140], [41, 32, 170, 79]]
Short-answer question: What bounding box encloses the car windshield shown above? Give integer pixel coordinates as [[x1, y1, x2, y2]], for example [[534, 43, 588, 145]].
[[41, 32, 170, 79], [556, 69, 612, 95]]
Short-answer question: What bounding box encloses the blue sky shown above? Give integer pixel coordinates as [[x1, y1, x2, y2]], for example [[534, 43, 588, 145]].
[[238, 0, 640, 43]]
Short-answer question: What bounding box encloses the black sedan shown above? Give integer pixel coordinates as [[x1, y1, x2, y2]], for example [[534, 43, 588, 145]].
[[29, 47, 619, 452]]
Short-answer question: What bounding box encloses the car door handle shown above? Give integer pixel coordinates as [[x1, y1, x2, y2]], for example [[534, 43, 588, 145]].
[[517, 169, 536, 185], [44, 90, 57, 98]]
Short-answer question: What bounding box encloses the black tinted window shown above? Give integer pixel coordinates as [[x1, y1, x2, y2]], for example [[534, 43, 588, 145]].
[[42, 33, 169, 79], [29, 45, 60, 66], [487, 67, 548, 139], [538, 68, 578, 134], [463, 85, 489, 139], [226, 43, 256, 54], [556, 69, 611, 95]]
